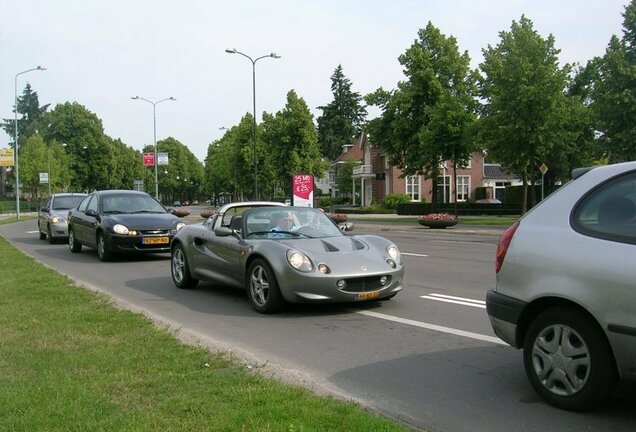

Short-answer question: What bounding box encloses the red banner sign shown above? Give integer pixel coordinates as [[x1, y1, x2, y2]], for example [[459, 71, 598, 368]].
[[143, 152, 155, 167], [292, 174, 314, 207]]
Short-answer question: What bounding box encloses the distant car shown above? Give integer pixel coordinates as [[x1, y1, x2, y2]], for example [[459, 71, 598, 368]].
[[486, 161, 636, 411], [170, 202, 404, 313], [475, 198, 502, 204], [67, 190, 185, 261], [173, 200, 181, 207], [38, 193, 87, 243], [183, 201, 190, 206], [192, 200, 199, 205]]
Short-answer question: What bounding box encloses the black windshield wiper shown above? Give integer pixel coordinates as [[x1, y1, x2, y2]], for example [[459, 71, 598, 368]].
[[130, 210, 164, 214], [102, 210, 126, 214]]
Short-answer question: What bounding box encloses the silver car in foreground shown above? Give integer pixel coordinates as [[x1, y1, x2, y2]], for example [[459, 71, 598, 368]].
[[486, 161, 636, 411], [38, 193, 87, 243], [170, 202, 404, 313]]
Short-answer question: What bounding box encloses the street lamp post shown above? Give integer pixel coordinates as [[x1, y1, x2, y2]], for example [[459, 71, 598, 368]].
[[14, 66, 46, 219], [131, 96, 176, 200], [225, 48, 280, 200]]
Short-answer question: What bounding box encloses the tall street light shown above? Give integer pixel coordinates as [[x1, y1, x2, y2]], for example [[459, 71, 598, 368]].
[[225, 48, 280, 200], [15, 66, 46, 219], [131, 96, 176, 200]]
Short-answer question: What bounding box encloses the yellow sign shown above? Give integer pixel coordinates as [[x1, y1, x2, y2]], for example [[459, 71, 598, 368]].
[[539, 163, 548, 175], [0, 148, 14, 167]]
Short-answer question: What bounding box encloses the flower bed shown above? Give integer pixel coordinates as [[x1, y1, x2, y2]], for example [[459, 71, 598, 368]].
[[173, 209, 191, 218], [417, 213, 458, 229], [329, 213, 348, 223], [200, 210, 216, 219]]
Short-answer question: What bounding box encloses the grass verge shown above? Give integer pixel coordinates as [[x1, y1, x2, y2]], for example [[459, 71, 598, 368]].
[[0, 234, 408, 431]]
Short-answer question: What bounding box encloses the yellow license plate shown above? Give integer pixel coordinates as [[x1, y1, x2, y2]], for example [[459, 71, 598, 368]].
[[356, 291, 380, 300], [143, 236, 169, 245]]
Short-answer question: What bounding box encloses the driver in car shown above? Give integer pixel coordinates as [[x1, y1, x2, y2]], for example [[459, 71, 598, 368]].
[[268, 212, 296, 238]]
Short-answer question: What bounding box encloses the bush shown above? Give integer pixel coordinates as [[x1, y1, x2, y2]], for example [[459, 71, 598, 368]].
[[382, 193, 412, 210]]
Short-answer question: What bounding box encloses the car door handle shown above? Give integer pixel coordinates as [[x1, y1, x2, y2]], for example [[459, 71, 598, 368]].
[[194, 237, 203, 246]]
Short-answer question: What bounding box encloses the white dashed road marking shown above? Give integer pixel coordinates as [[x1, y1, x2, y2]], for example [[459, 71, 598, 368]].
[[421, 293, 486, 309]]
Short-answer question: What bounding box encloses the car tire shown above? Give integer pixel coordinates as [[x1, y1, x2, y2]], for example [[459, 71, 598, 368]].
[[246, 258, 284, 314], [39, 222, 46, 240], [68, 228, 82, 253], [96, 232, 112, 262], [171, 243, 198, 289], [47, 225, 55, 244], [523, 307, 618, 412]]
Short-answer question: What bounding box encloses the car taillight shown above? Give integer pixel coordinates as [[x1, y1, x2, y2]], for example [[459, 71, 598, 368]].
[[496, 221, 520, 273]]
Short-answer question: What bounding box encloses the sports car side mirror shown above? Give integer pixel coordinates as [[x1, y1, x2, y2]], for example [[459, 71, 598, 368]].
[[214, 226, 233, 237], [339, 222, 354, 232]]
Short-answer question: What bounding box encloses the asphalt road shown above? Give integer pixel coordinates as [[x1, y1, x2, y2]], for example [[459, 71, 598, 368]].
[[1, 219, 635, 432]]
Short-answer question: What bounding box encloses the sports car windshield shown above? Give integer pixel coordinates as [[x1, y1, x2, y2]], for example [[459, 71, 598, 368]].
[[101, 194, 166, 214], [244, 207, 343, 239]]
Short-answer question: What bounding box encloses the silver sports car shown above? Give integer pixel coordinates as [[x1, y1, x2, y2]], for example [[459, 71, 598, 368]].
[[170, 202, 404, 313]]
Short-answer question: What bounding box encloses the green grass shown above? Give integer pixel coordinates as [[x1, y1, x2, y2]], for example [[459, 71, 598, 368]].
[[0, 234, 408, 432], [352, 215, 519, 226]]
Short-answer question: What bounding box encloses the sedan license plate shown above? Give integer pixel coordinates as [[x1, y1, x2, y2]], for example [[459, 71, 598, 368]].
[[142, 236, 169, 245], [356, 291, 380, 300]]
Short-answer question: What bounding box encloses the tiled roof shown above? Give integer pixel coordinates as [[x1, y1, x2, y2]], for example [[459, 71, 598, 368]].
[[484, 164, 520, 180]]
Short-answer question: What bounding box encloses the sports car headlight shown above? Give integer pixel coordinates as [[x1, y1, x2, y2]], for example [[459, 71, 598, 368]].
[[387, 245, 400, 262], [51, 216, 65, 224], [176, 222, 185, 231], [287, 250, 313, 272], [113, 224, 129, 235]]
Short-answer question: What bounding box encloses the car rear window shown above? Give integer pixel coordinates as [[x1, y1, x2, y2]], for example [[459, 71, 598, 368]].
[[572, 171, 636, 244]]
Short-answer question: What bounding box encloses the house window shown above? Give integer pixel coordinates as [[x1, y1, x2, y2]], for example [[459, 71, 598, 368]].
[[436, 175, 451, 203], [457, 176, 470, 201], [406, 175, 421, 202], [328, 171, 335, 184], [495, 181, 511, 201]]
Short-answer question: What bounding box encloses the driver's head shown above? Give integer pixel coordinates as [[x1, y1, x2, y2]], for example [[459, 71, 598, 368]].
[[276, 212, 294, 228]]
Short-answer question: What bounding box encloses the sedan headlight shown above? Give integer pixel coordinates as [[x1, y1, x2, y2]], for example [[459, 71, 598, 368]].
[[51, 216, 65, 224], [387, 245, 400, 262], [176, 222, 185, 231], [287, 250, 313, 272], [113, 224, 130, 235]]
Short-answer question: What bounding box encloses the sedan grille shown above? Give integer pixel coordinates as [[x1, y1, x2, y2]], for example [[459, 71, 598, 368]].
[[139, 229, 171, 235], [338, 276, 392, 293]]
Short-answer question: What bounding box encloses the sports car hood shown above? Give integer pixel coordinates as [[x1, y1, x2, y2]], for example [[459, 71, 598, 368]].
[[280, 235, 369, 254], [105, 213, 181, 230]]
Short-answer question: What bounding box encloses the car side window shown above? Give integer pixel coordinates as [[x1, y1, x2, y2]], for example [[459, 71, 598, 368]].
[[573, 171, 636, 244], [77, 196, 91, 212], [86, 196, 98, 213]]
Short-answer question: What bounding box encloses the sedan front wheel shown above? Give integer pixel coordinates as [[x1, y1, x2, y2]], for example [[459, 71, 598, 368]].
[[523, 307, 618, 411], [68, 228, 82, 253]]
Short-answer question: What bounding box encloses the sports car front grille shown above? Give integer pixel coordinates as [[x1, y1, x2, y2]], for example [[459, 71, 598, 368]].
[[338, 276, 392, 293]]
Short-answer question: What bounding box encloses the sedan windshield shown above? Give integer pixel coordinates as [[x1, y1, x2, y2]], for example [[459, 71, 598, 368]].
[[244, 207, 343, 239], [102, 195, 166, 214]]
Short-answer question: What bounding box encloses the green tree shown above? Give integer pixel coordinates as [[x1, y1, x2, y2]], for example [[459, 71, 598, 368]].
[[145, 137, 204, 204], [367, 22, 475, 209], [477, 16, 572, 213], [335, 158, 358, 198], [41, 102, 108, 192], [261, 90, 328, 198], [2, 83, 50, 149], [588, 0, 636, 162], [317, 65, 368, 160]]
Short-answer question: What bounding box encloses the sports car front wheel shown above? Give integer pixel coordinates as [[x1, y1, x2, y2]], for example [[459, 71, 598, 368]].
[[247, 259, 284, 314], [171, 244, 198, 289]]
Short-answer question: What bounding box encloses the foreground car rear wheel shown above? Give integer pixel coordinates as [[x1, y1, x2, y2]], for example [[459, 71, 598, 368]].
[[68, 228, 82, 253], [523, 307, 617, 411], [247, 259, 283, 314], [171, 244, 198, 289], [97, 232, 112, 262]]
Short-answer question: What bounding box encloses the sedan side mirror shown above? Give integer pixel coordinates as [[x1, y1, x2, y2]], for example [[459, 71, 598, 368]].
[[41, 207, 49, 213]]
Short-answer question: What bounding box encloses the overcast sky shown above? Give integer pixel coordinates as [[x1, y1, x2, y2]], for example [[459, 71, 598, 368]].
[[1, 0, 628, 162]]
